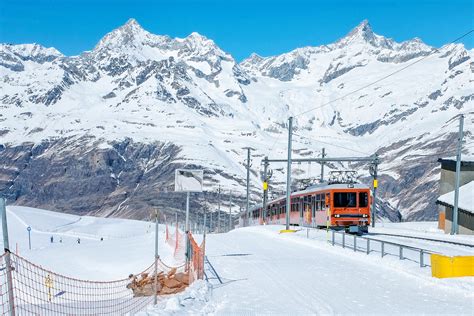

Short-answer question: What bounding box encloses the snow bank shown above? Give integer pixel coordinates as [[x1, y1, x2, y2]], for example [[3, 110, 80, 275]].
[[138, 281, 214, 315]]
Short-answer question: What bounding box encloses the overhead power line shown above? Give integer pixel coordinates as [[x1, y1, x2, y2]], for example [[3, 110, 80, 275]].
[[262, 29, 473, 159], [293, 132, 371, 156]]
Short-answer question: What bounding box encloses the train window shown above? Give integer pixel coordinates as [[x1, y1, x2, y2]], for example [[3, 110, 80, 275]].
[[359, 192, 368, 207], [334, 192, 357, 207]]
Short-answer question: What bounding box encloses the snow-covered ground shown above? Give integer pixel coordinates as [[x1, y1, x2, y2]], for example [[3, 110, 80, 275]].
[[1, 206, 473, 315]]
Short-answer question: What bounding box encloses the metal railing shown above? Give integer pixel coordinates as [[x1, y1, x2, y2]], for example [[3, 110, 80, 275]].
[[329, 230, 436, 268]]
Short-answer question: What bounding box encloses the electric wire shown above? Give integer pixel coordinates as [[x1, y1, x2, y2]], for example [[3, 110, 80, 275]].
[[293, 29, 474, 118]]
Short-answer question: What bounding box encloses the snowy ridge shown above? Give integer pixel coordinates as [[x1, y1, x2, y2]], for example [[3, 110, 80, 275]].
[[0, 19, 473, 221]]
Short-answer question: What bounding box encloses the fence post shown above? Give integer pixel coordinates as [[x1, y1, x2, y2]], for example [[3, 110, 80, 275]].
[[353, 235, 357, 252], [1, 198, 15, 316], [366, 239, 370, 255], [342, 232, 345, 248], [420, 249, 424, 267], [399, 246, 403, 260], [153, 209, 159, 305], [381, 241, 384, 258], [332, 230, 335, 246]]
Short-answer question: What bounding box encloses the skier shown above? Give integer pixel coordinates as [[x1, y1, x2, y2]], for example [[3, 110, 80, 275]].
[[100, 237, 103, 241], [50, 236, 54, 243], [77, 238, 81, 244], [59, 237, 63, 243]]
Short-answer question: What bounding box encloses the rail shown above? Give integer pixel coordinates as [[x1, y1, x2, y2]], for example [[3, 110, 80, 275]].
[[329, 230, 437, 268]]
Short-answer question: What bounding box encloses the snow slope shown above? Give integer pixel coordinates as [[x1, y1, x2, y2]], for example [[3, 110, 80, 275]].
[[2, 206, 472, 315], [1, 206, 168, 280]]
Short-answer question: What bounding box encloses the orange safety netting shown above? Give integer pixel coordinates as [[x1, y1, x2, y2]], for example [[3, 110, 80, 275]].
[[187, 233, 205, 283], [165, 222, 186, 261]]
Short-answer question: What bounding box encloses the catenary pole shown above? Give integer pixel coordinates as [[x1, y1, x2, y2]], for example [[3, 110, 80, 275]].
[[217, 185, 221, 233], [371, 154, 379, 228], [209, 204, 212, 233], [285, 117, 293, 230], [244, 147, 252, 219], [320, 148, 326, 183], [1, 198, 15, 315], [263, 157, 269, 223], [229, 191, 233, 232], [451, 114, 464, 235]]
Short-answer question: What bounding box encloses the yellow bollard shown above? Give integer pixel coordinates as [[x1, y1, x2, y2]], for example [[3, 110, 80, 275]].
[[431, 254, 474, 278]]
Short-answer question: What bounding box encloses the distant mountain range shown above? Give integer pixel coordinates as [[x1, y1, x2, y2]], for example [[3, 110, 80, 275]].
[[0, 19, 472, 222]]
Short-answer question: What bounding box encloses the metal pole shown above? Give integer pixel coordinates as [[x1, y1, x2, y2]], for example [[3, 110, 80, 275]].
[[229, 192, 232, 232], [320, 148, 326, 183], [153, 209, 159, 305], [285, 116, 293, 230], [217, 185, 221, 233], [371, 154, 379, 228], [209, 205, 212, 233], [185, 191, 190, 266], [185, 192, 190, 232], [203, 206, 207, 236], [451, 114, 464, 235], [27, 227, 31, 250], [245, 148, 251, 217], [263, 156, 269, 223], [1, 198, 15, 315]]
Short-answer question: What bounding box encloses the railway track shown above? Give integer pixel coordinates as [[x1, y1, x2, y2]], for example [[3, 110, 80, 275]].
[[368, 233, 474, 248]]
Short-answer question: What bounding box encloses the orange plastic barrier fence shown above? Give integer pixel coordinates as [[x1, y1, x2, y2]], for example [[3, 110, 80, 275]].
[[187, 233, 205, 282]]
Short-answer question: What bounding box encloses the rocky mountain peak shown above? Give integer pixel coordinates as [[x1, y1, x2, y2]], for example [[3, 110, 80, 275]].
[[349, 19, 374, 39], [93, 18, 167, 52], [335, 19, 394, 49]]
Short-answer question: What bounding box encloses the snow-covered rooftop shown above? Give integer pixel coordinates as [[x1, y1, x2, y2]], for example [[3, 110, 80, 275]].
[[437, 181, 474, 213]]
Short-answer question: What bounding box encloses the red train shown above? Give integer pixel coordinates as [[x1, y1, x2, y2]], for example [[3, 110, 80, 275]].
[[240, 182, 371, 233]]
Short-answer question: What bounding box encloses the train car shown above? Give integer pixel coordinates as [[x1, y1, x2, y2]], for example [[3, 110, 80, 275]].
[[241, 181, 371, 234]]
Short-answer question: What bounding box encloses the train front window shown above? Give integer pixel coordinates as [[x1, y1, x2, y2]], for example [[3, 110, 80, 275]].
[[334, 192, 357, 207], [359, 192, 368, 207]]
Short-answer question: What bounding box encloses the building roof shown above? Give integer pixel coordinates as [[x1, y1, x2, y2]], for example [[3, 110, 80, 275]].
[[438, 155, 474, 163], [437, 181, 474, 214], [438, 156, 474, 171]]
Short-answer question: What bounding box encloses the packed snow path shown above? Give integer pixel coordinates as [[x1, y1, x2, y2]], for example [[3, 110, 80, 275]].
[[205, 226, 473, 315]]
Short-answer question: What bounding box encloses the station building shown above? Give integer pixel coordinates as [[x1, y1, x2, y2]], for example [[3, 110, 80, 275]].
[[436, 157, 474, 234]]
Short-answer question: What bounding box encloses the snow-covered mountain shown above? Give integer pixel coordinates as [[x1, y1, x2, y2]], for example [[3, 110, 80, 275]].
[[1, 19, 473, 221]]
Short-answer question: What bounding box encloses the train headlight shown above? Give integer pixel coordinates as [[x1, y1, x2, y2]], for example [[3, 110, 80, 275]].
[[362, 214, 368, 218], [334, 214, 340, 218]]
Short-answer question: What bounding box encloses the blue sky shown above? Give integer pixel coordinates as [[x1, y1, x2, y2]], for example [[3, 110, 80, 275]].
[[0, 0, 472, 61]]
